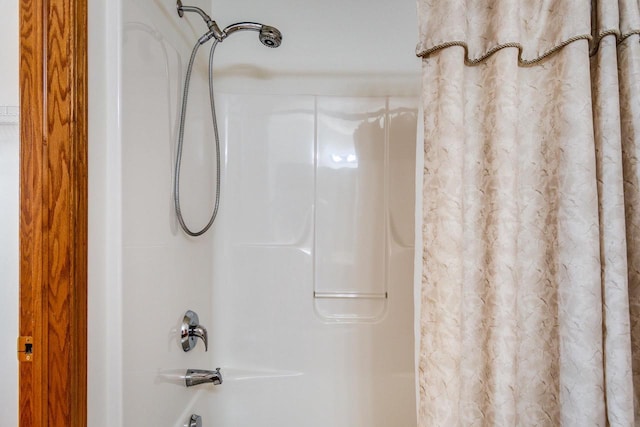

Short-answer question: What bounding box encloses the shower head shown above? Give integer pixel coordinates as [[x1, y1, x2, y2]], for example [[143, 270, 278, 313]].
[[222, 22, 283, 48], [175, 2, 283, 48], [259, 25, 282, 48]]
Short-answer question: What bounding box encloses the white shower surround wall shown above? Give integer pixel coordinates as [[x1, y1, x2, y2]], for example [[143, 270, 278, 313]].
[[88, 0, 421, 426]]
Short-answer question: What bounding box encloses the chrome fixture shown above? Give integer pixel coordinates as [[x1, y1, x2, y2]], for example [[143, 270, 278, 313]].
[[176, 1, 282, 46], [185, 368, 223, 387], [176, 0, 223, 40], [259, 25, 282, 48], [181, 310, 208, 352], [189, 414, 202, 427], [173, 2, 283, 236], [221, 22, 283, 48]]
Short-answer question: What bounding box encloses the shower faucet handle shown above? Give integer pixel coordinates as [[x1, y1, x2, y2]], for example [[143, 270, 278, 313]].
[[181, 310, 208, 352], [189, 414, 202, 427]]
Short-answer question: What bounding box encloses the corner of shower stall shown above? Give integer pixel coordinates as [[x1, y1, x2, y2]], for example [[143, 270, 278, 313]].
[[89, 0, 421, 426]]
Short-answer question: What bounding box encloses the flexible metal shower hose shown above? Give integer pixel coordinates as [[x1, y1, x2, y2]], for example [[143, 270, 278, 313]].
[[174, 38, 221, 236]]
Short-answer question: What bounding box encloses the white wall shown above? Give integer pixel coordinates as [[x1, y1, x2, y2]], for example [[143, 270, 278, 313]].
[[0, 114, 18, 427], [211, 0, 420, 96], [0, 0, 19, 425], [0, 0, 19, 105]]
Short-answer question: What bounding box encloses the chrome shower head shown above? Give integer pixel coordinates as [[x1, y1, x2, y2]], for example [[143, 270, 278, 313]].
[[176, 2, 282, 48], [259, 25, 282, 48], [221, 22, 283, 48]]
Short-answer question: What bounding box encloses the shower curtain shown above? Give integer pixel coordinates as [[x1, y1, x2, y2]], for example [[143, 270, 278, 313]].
[[416, 1, 640, 425]]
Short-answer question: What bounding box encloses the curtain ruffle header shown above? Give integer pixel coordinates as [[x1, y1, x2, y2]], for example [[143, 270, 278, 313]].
[[416, 0, 640, 64]]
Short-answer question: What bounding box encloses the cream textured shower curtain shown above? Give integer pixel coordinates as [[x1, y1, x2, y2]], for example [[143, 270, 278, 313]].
[[416, 1, 640, 425]]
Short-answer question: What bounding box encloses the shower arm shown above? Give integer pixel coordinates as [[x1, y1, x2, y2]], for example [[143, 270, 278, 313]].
[[176, 0, 223, 40]]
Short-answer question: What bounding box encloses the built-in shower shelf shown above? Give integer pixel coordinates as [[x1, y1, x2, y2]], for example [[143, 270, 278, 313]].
[[311, 97, 418, 322], [313, 291, 388, 299]]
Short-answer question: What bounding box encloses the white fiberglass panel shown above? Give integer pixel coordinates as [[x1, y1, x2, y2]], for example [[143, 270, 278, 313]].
[[315, 98, 387, 320], [388, 98, 418, 249], [120, 2, 215, 426], [219, 94, 315, 246], [208, 93, 417, 427]]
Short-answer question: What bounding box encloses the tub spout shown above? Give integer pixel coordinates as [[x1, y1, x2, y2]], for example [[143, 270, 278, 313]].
[[185, 368, 223, 387]]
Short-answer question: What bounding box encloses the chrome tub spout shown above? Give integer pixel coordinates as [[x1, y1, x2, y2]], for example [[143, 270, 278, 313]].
[[185, 368, 223, 387]]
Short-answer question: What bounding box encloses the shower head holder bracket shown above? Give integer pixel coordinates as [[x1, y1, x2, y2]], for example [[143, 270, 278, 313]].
[[176, 1, 224, 40]]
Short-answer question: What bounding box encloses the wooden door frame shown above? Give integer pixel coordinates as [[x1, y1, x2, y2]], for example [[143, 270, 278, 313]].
[[19, 0, 88, 425]]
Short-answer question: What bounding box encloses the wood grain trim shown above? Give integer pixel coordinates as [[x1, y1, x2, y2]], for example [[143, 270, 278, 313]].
[[19, 0, 88, 425], [19, 0, 46, 424]]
